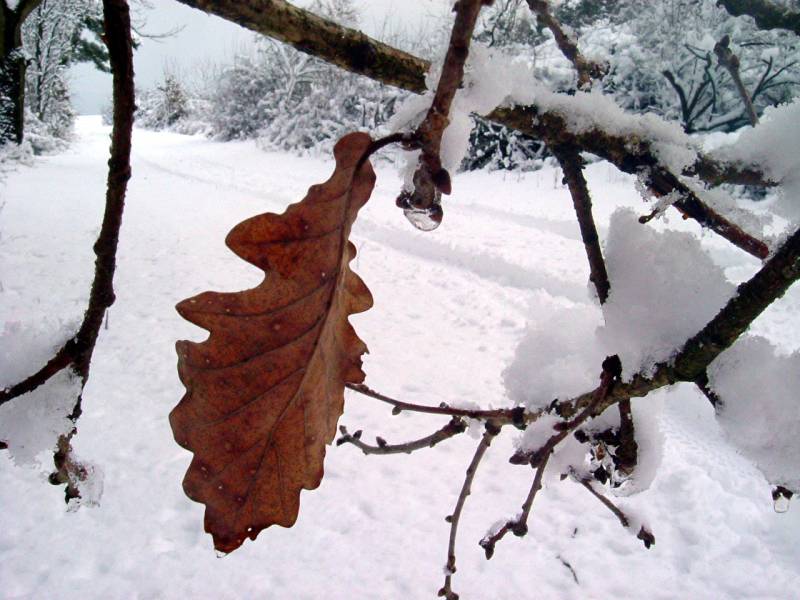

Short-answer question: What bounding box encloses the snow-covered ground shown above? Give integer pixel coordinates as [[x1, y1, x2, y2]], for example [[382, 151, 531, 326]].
[[1, 117, 799, 599]]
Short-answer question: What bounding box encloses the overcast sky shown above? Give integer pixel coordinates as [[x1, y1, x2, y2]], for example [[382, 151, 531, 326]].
[[70, 0, 446, 114]]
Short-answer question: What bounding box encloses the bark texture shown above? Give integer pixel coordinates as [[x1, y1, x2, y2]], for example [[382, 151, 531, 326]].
[[176, 0, 427, 92]]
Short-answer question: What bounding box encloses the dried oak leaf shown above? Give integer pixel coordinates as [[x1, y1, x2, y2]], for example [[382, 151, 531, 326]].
[[170, 133, 375, 553]]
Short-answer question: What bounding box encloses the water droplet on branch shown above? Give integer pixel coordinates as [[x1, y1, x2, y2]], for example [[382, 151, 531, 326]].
[[403, 205, 444, 231]]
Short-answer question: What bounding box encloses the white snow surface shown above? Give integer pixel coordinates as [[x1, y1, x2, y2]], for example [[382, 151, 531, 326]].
[[710, 100, 800, 225], [504, 208, 736, 405], [0, 368, 81, 466], [599, 209, 736, 379], [1, 117, 799, 599], [0, 319, 76, 389], [709, 335, 800, 493]]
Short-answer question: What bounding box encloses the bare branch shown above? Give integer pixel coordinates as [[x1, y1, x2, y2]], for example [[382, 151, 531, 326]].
[[550, 145, 610, 303], [0, 346, 73, 407], [525, 0, 606, 88], [346, 383, 529, 425], [714, 35, 759, 126], [175, 0, 427, 92], [336, 419, 467, 455], [717, 0, 800, 36], [440, 423, 500, 600], [662, 70, 692, 126], [615, 398, 638, 477]]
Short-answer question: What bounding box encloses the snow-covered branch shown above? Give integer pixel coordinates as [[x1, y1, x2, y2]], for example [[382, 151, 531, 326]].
[[350, 215, 800, 428], [718, 0, 800, 35], [395, 0, 486, 229]]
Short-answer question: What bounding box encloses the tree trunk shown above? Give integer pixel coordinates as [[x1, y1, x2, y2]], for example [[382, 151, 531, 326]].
[[0, 0, 42, 145]]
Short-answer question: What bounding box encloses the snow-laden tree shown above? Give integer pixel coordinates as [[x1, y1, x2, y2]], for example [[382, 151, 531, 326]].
[[135, 72, 189, 130], [22, 0, 103, 146], [2, 0, 108, 147], [595, 0, 798, 132], [1, 0, 42, 145]]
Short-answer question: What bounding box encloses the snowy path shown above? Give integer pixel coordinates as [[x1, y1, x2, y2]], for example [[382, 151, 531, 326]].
[[1, 118, 799, 599]]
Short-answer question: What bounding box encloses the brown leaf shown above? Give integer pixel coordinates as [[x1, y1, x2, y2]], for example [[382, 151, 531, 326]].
[[170, 133, 375, 553]]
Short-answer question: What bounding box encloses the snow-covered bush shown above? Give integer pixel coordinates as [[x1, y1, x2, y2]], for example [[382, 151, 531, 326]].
[[22, 108, 72, 154], [206, 37, 404, 153], [462, 0, 800, 170], [578, 0, 799, 132], [463, 117, 544, 171], [206, 49, 278, 141], [136, 74, 189, 130]]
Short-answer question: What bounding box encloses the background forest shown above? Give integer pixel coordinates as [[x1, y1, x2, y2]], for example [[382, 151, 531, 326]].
[[10, 0, 800, 166]]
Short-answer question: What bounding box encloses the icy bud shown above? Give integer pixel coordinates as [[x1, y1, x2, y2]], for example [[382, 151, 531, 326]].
[[772, 486, 793, 514], [396, 164, 446, 231]]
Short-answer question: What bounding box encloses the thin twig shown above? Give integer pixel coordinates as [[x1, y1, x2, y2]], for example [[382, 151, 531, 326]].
[[336, 419, 467, 455], [557, 555, 579, 584], [356, 131, 416, 171], [570, 470, 655, 549], [346, 383, 529, 425], [481, 356, 627, 558], [0, 346, 73, 406], [479, 451, 550, 559], [439, 423, 500, 600], [714, 35, 759, 127], [641, 166, 769, 260], [526, 0, 605, 88]]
